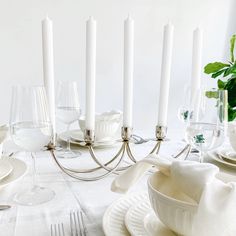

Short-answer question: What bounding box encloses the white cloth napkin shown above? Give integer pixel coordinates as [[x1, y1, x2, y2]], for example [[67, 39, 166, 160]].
[[111, 155, 236, 236]]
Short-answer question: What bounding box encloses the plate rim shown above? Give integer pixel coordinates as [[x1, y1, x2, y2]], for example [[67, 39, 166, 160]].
[[58, 130, 118, 148], [208, 151, 236, 168], [0, 157, 27, 188], [0, 159, 13, 181], [125, 198, 151, 236], [103, 192, 147, 236]]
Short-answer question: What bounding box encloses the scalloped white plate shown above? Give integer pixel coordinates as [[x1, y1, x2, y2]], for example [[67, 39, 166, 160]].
[[125, 198, 176, 236], [103, 193, 148, 236], [59, 130, 118, 148], [0, 159, 12, 181], [208, 151, 236, 168], [0, 157, 27, 188]]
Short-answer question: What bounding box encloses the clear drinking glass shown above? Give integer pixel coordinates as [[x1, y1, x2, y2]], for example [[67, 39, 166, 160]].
[[56, 81, 81, 158], [185, 89, 228, 162], [177, 85, 192, 123], [9, 86, 55, 205]]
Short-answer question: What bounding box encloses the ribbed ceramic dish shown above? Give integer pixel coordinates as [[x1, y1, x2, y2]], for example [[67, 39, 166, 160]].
[[148, 171, 198, 235], [103, 192, 148, 236], [125, 197, 176, 236]]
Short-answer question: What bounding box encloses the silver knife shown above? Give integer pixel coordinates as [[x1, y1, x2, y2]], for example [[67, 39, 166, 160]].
[[0, 205, 11, 210]]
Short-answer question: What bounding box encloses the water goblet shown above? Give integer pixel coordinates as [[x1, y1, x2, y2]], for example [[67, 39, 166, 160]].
[[10, 85, 55, 205], [185, 89, 228, 162], [56, 81, 81, 158]]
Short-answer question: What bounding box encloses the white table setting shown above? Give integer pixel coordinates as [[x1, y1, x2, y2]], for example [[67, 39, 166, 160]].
[[0, 9, 236, 236]]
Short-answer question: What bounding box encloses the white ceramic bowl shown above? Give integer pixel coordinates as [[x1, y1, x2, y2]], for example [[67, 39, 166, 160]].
[[79, 111, 122, 141], [148, 171, 198, 235]]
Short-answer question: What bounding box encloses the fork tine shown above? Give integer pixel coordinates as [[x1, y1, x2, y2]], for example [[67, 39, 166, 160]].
[[61, 223, 65, 236], [76, 211, 83, 236], [79, 211, 87, 236], [50, 224, 53, 236]]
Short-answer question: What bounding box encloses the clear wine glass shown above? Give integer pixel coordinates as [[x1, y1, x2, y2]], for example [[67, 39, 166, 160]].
[[185, 89, 228, 162], [56, 81, 81, 158], [177, 85, 192, 123], [9, 86, 55, 205]]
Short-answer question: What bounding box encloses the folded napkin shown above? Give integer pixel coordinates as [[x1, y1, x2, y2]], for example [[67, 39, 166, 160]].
[[111, 155, 236, 236]]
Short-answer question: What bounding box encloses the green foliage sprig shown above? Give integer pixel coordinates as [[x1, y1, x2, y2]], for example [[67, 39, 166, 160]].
[[204, 35, 236, 121]]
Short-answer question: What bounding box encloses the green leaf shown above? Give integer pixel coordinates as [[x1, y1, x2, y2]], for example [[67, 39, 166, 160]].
[[205, 90, 218, 99], [204, 62, 230, 74], [217, 79, 226, 89], [211, 69, 227, 78], [223, 64, 236, 77], [228, 106, 236, 121], [225, 78, 236, 107], [230, 35, 236, 63]]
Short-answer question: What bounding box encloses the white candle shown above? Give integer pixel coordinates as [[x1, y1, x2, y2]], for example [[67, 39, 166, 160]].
[[157, 23, 174, 127], [85, 16, 96, 131], [42, 16, 56, 143], [190, 27, 203, 103], [123, 15, 134, 127]]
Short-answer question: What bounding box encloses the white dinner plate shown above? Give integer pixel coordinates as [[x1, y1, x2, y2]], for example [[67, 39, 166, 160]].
[[0, 159, 13, 181], [218, 149, 236, 164], [125, 198, 176, 236], [58, 130, 118, 148], [208, 151, 236, 169], [103, 192, 148, 236], [0, 157, 27, 188]]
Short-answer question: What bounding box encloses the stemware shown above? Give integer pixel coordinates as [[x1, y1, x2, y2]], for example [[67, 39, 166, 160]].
[[10, 86, 55, 205], [177, 85, 192, 123], [185, 89, 228, 162], [56, 81, 81, 158]]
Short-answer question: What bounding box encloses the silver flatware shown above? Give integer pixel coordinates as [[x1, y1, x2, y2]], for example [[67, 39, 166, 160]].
[[0, 205, 11, 210], [70, 210, 87, 236], [51, 223, 65, 236]]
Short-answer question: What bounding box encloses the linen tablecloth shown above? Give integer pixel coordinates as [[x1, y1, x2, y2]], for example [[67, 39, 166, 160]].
[[0, 130, 235, 236]]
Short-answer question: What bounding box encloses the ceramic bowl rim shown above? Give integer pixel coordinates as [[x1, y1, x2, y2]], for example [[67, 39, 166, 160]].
[[148, 171, 198, 208]]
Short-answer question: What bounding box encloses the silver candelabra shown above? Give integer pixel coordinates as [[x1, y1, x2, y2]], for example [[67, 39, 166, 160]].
[[48, 125, 191, 181]]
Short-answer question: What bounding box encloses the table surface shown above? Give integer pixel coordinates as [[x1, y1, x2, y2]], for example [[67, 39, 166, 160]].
[[0, 130, 236, 236]]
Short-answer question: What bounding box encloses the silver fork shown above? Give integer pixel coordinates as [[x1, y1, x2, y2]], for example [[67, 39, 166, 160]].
[[50, 223, 65, 236], [70, 210, 87, 236]]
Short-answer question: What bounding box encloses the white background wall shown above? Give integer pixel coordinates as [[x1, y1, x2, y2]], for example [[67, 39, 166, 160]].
[[0, 0, 235, 134]]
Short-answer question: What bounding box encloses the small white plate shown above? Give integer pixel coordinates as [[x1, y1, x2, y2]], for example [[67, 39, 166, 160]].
[[0, 157, 27, 188], [103, 192, 147, 236], [59, 130, 118, 148], [208, 151, 236, 168], [0, 159, 13, 181], [125, 198, 176, 236]]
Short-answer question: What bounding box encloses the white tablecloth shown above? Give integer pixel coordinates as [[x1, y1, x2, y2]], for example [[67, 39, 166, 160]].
[[0, 130, 236, 236]]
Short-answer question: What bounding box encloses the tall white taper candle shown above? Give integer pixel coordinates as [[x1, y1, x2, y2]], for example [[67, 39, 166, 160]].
[[85, 16, 96, 131], [190, 27, 203, 103], [42, 16, 56, 143], [157, 23, 174, 127], [123, 15, 134, 128]]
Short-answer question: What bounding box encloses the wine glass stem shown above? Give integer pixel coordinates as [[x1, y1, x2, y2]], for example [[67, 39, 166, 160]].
[[199, 149, 204, 163], [66, 123, 71, 151], [31, 152, 36, 187]]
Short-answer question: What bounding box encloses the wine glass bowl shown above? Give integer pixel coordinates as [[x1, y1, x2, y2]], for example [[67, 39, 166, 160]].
[[56, 81, 81, 158], [185, 89, 228, 162], [185, 122, 224, 153], [9, 86, 55, 205]]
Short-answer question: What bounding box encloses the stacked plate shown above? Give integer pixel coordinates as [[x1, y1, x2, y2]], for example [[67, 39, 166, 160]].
[[103, 192, 176, 236], [59, 130, 119, 148], [208, 148, 236, 169], [0, 157, 27, 188]]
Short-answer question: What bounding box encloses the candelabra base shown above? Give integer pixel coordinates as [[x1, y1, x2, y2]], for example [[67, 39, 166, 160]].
[[48, 126, 191, 181]]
